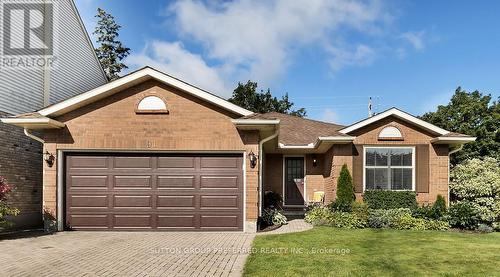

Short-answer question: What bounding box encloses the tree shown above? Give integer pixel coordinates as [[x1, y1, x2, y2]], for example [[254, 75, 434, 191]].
[[420, 87, 499, 165], [229, 81, 306, 117], [336, 164, 355, 205], [94, 8, 130, 80], [450, 157, 500, 226]]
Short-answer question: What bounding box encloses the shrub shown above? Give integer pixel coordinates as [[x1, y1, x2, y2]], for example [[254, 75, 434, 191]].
[[336, 164, 355, 206], [448, 201, 480, 230], [264, 191, 282, 209], [351, 202, 369, 223], [262, 208, 287, 226], [363, 190, 418, 210], [477, 224, 494, 233], [305, 206, 366, 228], [450, 157, 500, 225], [412, 195, 448, 220], [0, 177, 19, 228], [368, 208, 449, 230], [327, 200, 352, 212]]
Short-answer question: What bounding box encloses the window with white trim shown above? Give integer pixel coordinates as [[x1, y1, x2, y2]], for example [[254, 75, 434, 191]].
[[364, 147, 414, 190]]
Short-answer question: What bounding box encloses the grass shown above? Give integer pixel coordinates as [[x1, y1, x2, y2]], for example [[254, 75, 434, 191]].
[[243, 227, 500, 277]]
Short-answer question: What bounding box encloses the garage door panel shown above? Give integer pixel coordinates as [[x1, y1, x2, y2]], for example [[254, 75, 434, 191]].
[[113, 156, 152, 169], [157, 195, 195, 209], [157, 176, 196, 189], [113, 195, 152, 208], [69, 214, 109, 229], [157, 215, 196, 229], [113, 215, 152, 228], [201, 157, 240, 169], [200, 215, 240, 229], [157, 157, 196, 169], [200, 195, 240, 209], [200, 176, 239, 189], [69, 175, 108, 189], [69, 195, 109, 208], [66, 153, 243, 231], [114, 176, 152, 188], [69, 156, 108, 169]]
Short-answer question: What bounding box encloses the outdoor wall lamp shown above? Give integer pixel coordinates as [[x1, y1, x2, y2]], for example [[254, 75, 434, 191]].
[[312, 155, 318, 167], [248, 151, 258, 169], [43, 151, 55, 167]]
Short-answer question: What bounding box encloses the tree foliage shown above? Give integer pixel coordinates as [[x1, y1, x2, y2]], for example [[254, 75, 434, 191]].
[[420, 87, 499, 165], [228, 81, 306, 117], [450, 157, 500, 225], [0, 176, 19, 228], [94, 8, 130, 80], [336, 164, 355, 205]]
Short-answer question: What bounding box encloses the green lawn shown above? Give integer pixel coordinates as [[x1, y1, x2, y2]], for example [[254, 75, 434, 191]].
[[243, 227, 500, 277]]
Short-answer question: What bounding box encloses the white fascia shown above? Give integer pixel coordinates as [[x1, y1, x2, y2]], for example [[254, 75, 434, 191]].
[[1, 117, 66, 129], [231, 119, 280, 125], [39, 67, 254, 117], [340, 108, 450, 135], [431, 136, 477, 144], [278, 136, 355, 149]]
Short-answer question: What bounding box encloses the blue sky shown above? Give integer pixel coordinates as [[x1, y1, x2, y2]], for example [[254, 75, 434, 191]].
[[75, 0, 500, 124]]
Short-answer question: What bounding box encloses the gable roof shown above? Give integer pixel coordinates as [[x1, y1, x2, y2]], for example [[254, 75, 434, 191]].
[[340, 107, 450, 135], [38, 67, 253, 117], [243, 112, 350, 146]]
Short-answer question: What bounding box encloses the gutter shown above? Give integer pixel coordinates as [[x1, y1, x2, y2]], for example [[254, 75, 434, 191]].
[[447, 144, 464, 207], [24, 128, 45, 144], [258, 128, 279, 216]]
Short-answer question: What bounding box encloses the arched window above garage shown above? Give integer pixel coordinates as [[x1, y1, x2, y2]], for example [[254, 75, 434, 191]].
[[136, 96, 169, 114]]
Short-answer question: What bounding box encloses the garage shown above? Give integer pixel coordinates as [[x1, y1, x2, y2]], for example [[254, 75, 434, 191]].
[[65, 153, 244, 231]]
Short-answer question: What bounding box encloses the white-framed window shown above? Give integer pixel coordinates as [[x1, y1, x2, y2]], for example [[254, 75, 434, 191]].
[[379, 126, 403, 139], [137, 96, 167, 111], [363, 146, 415, 191]]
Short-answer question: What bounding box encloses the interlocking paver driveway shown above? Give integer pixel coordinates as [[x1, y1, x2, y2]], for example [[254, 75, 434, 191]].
[[0, 231, 255, 277]]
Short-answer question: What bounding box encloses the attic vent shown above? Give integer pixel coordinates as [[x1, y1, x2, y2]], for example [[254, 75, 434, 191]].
[[136, 96, 168, 114], [378, 126, 403, 140]]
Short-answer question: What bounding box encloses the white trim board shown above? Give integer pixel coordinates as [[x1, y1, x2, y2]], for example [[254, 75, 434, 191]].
[[340, 108, 450, 136], [38, 67, 253, 117], [282, 155, 307, 207]]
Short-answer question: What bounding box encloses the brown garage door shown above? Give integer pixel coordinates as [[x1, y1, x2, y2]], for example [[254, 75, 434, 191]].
[[65, 153, 244, 231]]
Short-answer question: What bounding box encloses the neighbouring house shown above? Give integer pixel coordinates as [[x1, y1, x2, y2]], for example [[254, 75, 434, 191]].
[[0, 0, 107, 228], [1, 67, 475, 232]]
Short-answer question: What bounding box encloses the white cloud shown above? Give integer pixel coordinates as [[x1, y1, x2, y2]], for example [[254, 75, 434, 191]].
[[321, 108, 341, 123], [167, 0, 390, 83], [327, 44, 376, 72], [400, 30, 426, 50], [126, 41, 231, 96]]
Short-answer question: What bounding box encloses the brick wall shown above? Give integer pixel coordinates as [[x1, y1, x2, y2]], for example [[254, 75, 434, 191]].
[[0, 110, 43, 229], [40, 80, 260, 229]]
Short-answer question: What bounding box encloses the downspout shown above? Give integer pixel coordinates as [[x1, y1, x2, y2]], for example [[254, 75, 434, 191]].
[[447, 144, 464, 207], [24, 128, 45, 144], [258, 128, 279, 216]]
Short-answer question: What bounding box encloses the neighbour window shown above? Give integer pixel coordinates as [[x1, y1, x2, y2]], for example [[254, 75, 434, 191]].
[[364, 147, 414, 191]]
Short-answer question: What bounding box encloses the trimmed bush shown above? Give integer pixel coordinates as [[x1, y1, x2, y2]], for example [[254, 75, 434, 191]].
[[448, 201, 480, 230], [327, 200, 352, 213], [450, 157, 500, 225], [368, 208, 449, 230], [305, 206, 366, 228], [262, 208, 287, 226], [264, 191, 282, 209], [363, 190, 418, 210], [336, 164, 355, 206]]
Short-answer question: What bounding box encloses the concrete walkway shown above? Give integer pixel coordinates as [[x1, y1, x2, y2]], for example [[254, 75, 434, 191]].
[[0, 231, 255, 277], [258, 219, 312, 235]]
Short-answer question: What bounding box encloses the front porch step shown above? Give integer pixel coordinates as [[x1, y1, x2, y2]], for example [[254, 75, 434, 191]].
[[282, 207, 307, 218]]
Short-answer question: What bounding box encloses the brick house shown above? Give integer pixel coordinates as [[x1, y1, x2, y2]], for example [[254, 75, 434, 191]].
[[0, 0, 107, 229], [1, 67, 475, 232]]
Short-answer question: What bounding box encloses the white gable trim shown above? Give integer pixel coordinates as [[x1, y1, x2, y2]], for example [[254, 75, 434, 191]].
[[38, 67, 253, 117], [339, 108, 449, 135]]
